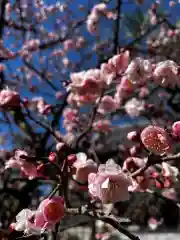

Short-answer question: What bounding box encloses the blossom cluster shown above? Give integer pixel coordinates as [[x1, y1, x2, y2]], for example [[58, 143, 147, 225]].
[[11, 196, 65, 234], [5, 124, 180, 236], [87, 3, 117, 34]]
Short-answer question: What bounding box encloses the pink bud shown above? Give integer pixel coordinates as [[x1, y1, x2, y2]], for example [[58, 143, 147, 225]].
[[0, 89, 20, 108], [48, 152, 57, 163], [127, 131, 139, 141], [129, 145, 141, 156], [9, 223, 15, 232], [38, 196, 65, 223], [67, 154, 77, 166], [169, 1, 176, 7], [172, 121, 180, 137], [56, 142, 65, 152], [23, 98, 29, 107]]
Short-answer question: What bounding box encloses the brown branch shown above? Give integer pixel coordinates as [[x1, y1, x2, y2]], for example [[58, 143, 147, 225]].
[[66, 207, 140, 240], [72, 90, 104, 149], [122, 18, 166, 51], [113, 0, 122, 54], [131, 153, 180, 178], [0, 0, 7, 39], [23, 104, 62, 142], [23, 59, 58, 91], [97, 216, 140, 240], [41, 93, 69, 147]]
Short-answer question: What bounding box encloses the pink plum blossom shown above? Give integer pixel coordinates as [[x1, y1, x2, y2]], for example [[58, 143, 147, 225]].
[[14, 197, 65, 234], [153, 60, 179, 88], [13, 209, 38, 234], [63, 108, 79, 132], [123, 157, 152, 191], [5, 150, 39, 179], [108, 51, 129, 75], [73, 152, 98, 183], [97, 96, 117, 114], [172, 121, 180, 137], [93, 120, 112, 133], [139, 87, 149, 98], [100, 51, 129, 85], [27, 97, 51, 115], [124, 98, 145, 118], [22, 39, 40, 52], [67, 92, 98, 106], [162, 162, 179, 185], [38, 196, 65, 224], [140, 126, 171, 155], [123, 157, 146, 172], [63, 107, 78, 122], [114, 76, 135, 103], [162, 188, 177, 200], [88, 159, 132, 203], [63, 39, 76, 51], [0, 89, 20, 108], [69, 69, 104, 96], [127, 131, 139, 141], [148, 218, 163, 230], [36, 98, 51, 115], [125, 58, 152, 84], [86, 3, 107, 34], [75, 36, 85, 49]]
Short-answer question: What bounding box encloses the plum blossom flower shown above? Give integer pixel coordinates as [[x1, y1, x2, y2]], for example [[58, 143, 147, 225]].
[[93, 120, 112, 133], [162, 188, 177, 200], [63, 108, 79, 132], [153, 60, 179, 88], [0, 89, 20, 108], [69, 69, 104, 96], [97, 96, 117, 114], [75, 36, 85, 49], [5, 150, 39, 179], [14, 197, 65, 234], [172, 121, 180, 137], [67, 92, 98, 106], [27, 97, 51, 115], [100, 51, 129, 85], [108, 51, 129, 75], [86, 3, 107, 34], [148, 218, 163, 231], [124, 98, 145, 118], [139, 87, 149, 98], [37, 197, 65, 224], [88, 159, 132, 203], [73, 152, 98, 183], [36, 98, 51, 115], [13, 209, 38, 234], [127, 131, 139, 141], [22, 39, 40, 52], [123, 157, 152, 191], [123, 157, 146, 172], [125, 58, 152, 84], [63, 108, 78, 122], [114, 76, 135, 104], [162, 162, 179, 186], [63, 39, 76, 51], [140, 126, 171, 155]]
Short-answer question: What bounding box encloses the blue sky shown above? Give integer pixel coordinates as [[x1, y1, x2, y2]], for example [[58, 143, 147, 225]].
[[1, 0, 180, 149]]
